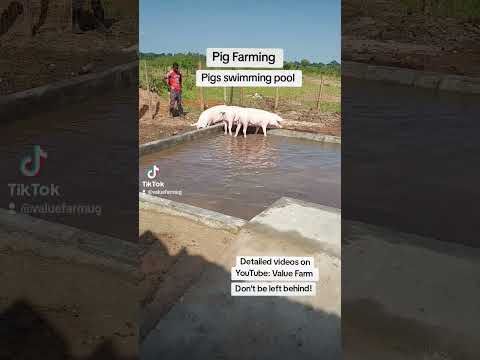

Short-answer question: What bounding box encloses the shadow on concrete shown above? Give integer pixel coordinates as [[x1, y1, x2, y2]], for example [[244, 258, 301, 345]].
[[343, 298, 479, 359], [139, 230, 341, 360]]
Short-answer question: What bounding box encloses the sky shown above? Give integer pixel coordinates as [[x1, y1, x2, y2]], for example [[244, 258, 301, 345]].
[[139, 0, 340, 63]]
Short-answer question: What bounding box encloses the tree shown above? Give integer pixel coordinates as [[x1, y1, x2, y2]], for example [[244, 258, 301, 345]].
[[300, 59, 311, 67]]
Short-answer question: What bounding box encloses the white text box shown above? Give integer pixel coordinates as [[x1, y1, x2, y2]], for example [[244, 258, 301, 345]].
[[231, 265, 319, 282], [207, 48, 283, 68], [236, 256, 315, 267], [231, 282, 316, 296], [196, 70, 302, 87]]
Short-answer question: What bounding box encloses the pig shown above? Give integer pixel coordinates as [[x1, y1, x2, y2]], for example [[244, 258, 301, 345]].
[[191, 105, 229, 129], [234, 108, 283, 138], [216, 106, 244, 135]]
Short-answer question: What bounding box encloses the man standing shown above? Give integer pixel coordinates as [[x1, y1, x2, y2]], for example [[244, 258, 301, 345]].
[[164, 63, 184, 117]]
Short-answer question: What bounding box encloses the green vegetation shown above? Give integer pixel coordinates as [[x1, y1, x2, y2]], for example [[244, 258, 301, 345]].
[[399, 0, 480, 19], [139, 53, 341, 113]]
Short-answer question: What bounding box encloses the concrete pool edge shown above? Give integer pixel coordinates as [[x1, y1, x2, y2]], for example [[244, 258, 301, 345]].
[[268, 129, 341, 143], [140, 194, 342, 258], [0, 61, 138, 121], [249, 197, 341, 258], [139, 124, 224, 156], [140, 126, 340, 155], [139, 193, 247, 233], [0, 208, 141, 279], [343, 61, 480, 94]]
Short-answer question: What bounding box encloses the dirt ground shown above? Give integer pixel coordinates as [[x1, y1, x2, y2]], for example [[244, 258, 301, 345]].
[[0, 18, 137, 95], [139, 88, 341, 144], [0, 229, 139, 359], [343, 0, 480, 76]]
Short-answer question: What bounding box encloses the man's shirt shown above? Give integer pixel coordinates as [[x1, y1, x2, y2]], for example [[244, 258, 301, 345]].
[[166, 69, 182, 91]]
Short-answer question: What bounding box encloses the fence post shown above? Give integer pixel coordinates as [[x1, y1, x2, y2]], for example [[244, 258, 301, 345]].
[[240, 88, 244, 106], [274, 87, 279, 111], [316, 74, 324, 111], [144, 61, 154, 120], [224, 87, 227, 105], [229, 87, 234, 105], [198, 61, 205, 110], [24, 0, 33, 35]]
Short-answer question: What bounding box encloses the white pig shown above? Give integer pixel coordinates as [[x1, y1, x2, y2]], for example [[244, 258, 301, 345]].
[[234, 108, 283, 137], [191, 105, 229, 129], [216, 106, 244, 135]]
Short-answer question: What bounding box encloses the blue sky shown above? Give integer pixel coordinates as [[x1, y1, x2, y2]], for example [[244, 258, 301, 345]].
[[140, 0, 340, 63]]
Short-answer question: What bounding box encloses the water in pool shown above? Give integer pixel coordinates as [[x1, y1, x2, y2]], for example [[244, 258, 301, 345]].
[[140, 134, 341, 220]]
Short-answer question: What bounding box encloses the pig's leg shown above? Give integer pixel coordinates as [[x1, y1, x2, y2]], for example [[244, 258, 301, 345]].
[[262, 124, 267, 137], [223, 121, 228, 134], [254, 127, 260, 135], [243, 124, 248, 138], [229, 120, 233, 136], [234, 123, 242, 137]]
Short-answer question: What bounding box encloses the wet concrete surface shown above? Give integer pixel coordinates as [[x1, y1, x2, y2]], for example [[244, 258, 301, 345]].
[[0, 88, 138, 242], [343, 77, 480, 247], [140, 134, 341, 220]]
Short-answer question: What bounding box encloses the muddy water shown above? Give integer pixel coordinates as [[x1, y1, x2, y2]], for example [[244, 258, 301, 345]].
[[0, 89, 138, 241], [343, 78, 480, 246], [140, 134, 340, 220]]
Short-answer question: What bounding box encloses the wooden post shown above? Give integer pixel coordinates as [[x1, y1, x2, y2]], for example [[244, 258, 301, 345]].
[[144, 61, 154, 120], [274, 87, 279, 111], [198, 61, 205, 110], [316, 74, 324, 111], [224, 87, 227, 105], [24, 0, 33, 35], [240, 88, 244, 106], [229, 87, 234, 105]]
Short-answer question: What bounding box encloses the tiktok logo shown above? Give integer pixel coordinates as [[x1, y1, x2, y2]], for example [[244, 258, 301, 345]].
[[147, 165, 160, 179], [20, 145, 48, 177]]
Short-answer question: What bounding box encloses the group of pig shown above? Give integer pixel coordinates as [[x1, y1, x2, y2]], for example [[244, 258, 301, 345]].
[[192, 105, 283, 137]]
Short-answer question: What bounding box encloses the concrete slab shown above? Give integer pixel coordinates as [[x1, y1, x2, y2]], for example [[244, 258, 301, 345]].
[[249, 197, 341, 258], [268, 129, 341, 144], [139, 124, 224, 156], [0, 208, 141, 278], [343, 60, 480, 94], [139, 193, 247, 233], [141, 199, 341, 360], [0, 62, 137, 121], [343, 220, 480, 359]]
